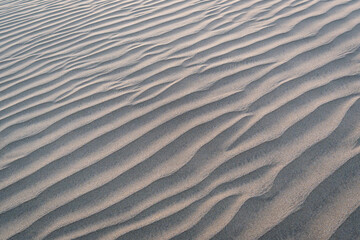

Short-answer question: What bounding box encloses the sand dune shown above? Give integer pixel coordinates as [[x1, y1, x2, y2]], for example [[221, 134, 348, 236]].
[[0, 0, 360, 239]]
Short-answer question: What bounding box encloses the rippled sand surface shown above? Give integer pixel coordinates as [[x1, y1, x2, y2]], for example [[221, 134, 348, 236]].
[[0, 0, 360, 239]]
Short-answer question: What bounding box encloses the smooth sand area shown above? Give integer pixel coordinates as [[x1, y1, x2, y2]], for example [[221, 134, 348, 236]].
[[0, 0, 360, 239]]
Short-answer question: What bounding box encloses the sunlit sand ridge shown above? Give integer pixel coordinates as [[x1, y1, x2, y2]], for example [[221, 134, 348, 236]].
[[0, 0, 360, 239]]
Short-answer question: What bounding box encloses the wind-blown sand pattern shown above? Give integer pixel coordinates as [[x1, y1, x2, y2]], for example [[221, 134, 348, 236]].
[[0, 0, 360, 239]]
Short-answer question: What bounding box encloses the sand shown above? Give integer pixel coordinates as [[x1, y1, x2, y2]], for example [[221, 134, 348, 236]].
[[0, 0, 360, 239]]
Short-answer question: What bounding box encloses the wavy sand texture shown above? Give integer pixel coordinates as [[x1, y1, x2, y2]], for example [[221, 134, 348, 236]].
[[0, 0, 360, 239]]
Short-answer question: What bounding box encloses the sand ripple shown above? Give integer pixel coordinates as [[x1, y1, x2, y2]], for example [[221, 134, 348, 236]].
[[0, 0, 360, 239]]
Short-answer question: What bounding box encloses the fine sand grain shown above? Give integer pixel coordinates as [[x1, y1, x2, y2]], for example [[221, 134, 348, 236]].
[[0, 0, 360, 239]]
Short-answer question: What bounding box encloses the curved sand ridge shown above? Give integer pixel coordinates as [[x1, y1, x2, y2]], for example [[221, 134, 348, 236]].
[[0, 0, 360, 239]]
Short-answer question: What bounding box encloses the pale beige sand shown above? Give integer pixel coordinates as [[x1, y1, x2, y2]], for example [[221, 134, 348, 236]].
[[0, 0, 360, 239]]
